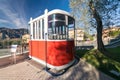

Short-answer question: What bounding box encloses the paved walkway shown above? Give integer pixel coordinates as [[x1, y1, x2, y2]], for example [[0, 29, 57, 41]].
[[0, 59, 115, 80]]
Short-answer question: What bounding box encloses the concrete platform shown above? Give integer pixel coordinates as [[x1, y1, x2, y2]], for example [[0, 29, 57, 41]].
[[0, 59, 115, 80]]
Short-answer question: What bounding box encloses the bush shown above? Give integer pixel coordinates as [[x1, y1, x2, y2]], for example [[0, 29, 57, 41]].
[[76, 49, 120, 80]]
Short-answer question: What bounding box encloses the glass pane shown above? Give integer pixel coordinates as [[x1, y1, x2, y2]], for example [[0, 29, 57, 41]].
[[48, 14, 54, 21], [48, 14, 65, 21], [39, 21, 41, 39], [33, 23, 35, 39], [68, 16, 75, 39], [48, 21, 66, 40], [55, 21, 65, 27], [42, 19, 44, 39], [68, 16, 74, 24], [48, 15, 75, 40], [55, 14, 65, 20]]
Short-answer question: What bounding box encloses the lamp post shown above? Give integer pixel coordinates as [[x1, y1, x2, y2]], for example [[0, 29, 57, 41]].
[[108, 26, 111, 44], [20, 34, 23, 54]]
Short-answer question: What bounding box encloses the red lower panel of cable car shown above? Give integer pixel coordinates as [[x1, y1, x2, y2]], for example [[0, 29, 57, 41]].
[[29, 40, 75, 67]]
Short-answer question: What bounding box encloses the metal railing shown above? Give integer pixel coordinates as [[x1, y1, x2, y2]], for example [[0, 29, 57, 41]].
[[105, 39, 120, 48]]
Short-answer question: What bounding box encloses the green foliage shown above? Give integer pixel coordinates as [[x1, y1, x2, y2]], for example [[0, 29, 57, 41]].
[[0, 39, 22, 48], [83, 51, 100, 67], [0, 40, 8, 48], [70, 0, 91, 32], [109, 31, 120, 38], [11, 40, 17, 45], [107, 46, 120, 62], [84, 32, 94, 41], [11, 39, 21, 45], [70, 0, 120, 51], [75, 49, 89, 58], [76, 48, 120, 80], [70, 0, 120, 30]]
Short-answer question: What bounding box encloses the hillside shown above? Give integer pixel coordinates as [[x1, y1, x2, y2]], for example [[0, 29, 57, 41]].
[[0, 27, 29, 40]]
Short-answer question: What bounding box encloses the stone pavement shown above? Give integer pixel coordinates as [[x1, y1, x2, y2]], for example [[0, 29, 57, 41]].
[[0, 59, 115, 80]]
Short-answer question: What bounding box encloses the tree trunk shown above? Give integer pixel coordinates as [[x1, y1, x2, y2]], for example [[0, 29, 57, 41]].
[[89, 1, 105, 52], [94, 10, 105, 51]]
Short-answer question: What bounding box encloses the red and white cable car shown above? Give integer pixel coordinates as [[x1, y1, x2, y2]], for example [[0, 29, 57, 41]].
[[29, 9, 75, 70]]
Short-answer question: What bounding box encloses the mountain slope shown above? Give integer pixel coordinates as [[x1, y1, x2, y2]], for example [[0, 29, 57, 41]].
[[0, 27, 29, 40]]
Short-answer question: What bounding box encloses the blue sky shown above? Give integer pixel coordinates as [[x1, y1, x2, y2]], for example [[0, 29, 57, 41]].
[[0, 0, 70, 29]]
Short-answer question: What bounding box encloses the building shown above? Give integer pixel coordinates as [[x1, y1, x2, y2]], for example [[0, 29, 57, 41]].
[[69, 28, 84, 41], [102, 27, 120, 39]]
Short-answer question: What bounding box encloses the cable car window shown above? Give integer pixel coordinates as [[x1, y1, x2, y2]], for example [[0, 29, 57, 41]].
[[39, 20, 41, 39], [48, 14, 74, 40], [48, 14, 54, 21], [48, 21, 66, 40], [35, 22, 38, 39], [68, 16, 74, 24], [33, 22, 35, 39], [42, 19, 44, 39], [48, 14, 65, 21], [55, 14, 65, 20], [68, 16, 75, 39]]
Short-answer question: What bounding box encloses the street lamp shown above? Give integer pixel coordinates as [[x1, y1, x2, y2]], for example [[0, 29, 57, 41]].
[[20, 34, 23, 54]]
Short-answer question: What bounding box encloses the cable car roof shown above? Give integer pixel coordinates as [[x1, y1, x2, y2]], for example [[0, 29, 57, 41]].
[[29, 9, 74, 23]]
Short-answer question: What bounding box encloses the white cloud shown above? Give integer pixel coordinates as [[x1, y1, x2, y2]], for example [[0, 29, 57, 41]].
[[0, 19, 9, 23], [0, 0, 28, 29]]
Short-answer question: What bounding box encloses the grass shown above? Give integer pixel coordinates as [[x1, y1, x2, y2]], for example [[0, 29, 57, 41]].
[[75, 49, 89, 58], [107, 46, 120, 62], [107, 46, 120, 53], [75, 48, 120, 80]]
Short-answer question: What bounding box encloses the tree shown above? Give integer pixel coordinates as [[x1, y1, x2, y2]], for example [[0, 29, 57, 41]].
[[70, 0, 120, 52], [70, 0, 92, 34], [89, 0, 105, 51]]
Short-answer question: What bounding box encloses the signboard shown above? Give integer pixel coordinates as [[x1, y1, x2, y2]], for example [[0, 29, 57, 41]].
[[10, 45, 18, 53]]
